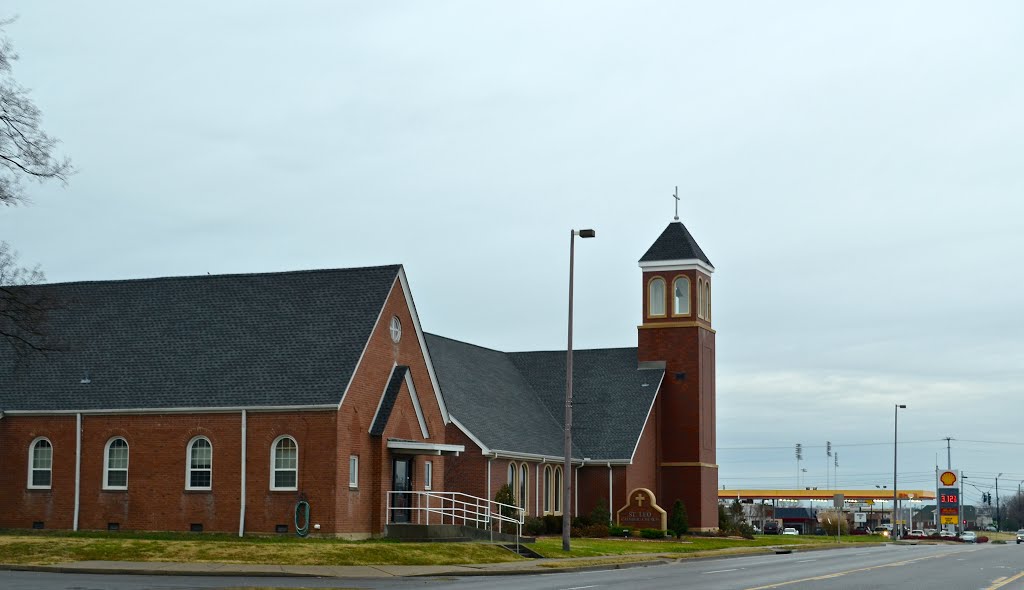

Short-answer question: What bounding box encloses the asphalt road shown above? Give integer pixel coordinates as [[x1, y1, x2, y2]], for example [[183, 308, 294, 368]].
[[2, 543, 1022, 590]]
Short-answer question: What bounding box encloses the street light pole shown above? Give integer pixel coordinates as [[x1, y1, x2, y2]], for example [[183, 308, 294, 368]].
[[893, 403, 906, 539], [996, 473, 1003, 532], [563, 228, 595, 552]]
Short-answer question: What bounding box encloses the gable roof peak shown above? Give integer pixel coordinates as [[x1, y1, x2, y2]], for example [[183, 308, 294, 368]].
[[638, 221, 713, 268]]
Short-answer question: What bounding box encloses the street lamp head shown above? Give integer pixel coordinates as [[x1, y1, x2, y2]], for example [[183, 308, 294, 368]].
[[576, 229, 596, 238], [896, 404, 906, 409]]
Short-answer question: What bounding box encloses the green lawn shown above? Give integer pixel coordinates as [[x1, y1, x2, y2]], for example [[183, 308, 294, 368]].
[[0, 530, 888, 567], [531, 534, 886, 558], [0, 531, 519, 566]]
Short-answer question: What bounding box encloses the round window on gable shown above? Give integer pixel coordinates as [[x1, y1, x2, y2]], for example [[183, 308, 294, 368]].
[[390, 316, 402, 343]]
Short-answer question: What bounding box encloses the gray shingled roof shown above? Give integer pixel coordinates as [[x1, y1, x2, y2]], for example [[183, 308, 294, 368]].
[[370, 366, 408, 436], [639, 222, 713, 267], [0, 266, 400, 411], [426, 334, 662, 461]]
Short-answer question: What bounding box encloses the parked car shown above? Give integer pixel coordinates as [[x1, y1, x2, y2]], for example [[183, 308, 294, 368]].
[[960, 531, 977, 543], [782, 527, 799, 536], [909, 529, 925, 537], [985, 525, 997, 532], [873, 526, 891, 537], [1016, 529, 1024, 544], [752, 525, 761, 534], [763, 522, 781, 535], [940, 529, 957, 539], [924, 529, 937, 536], [851, 526, 871, 535]]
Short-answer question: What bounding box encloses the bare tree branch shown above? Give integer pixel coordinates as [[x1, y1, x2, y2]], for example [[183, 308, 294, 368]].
[[0, 18, 74, 206]]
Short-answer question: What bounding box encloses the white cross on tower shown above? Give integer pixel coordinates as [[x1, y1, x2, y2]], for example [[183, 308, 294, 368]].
[[672, 186, 680, 221]]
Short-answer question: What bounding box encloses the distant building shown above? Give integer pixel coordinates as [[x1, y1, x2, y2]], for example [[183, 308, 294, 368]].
[[0, 219, 719, 535]]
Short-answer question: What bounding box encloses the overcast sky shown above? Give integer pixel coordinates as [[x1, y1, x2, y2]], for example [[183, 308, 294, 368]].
[[3, 1, 1022, 507]]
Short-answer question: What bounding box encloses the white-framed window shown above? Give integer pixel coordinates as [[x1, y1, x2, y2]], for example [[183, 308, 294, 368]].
[[705, 281, 711, 320], [103, 437, 129, 490], [697, 278, 704, 319], [519, 463, 528, 509], [349, 455, 359, 489], [553, 466, 563, 514], [424, 460, 433, 490], [186, 436, 212, 490], [672, 276, 690, 316], [271, 435, 298, 491], [390, 316, 402, 343], [648, 277, 667, 317], [28, 437, 52, 489], [543, 465, 552, 514]]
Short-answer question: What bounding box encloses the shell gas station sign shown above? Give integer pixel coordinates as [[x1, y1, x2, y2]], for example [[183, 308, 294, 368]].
[[937, 470, 960, 526]]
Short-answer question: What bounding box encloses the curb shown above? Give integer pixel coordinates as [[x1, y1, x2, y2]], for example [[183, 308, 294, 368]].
[[0, 564, 323, 578]]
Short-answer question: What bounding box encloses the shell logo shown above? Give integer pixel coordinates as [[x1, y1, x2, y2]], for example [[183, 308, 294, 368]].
[[939, 471, 957, 486]]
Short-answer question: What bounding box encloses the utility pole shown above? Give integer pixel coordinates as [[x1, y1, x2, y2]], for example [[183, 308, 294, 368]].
[[944, 437, 952, 469]]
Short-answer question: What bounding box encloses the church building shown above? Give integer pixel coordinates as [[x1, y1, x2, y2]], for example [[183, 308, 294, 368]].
[[0, 219, 718, 536]]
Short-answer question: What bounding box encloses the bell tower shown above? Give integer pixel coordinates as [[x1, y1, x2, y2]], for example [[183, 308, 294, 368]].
[[637, 220, 718, 531]]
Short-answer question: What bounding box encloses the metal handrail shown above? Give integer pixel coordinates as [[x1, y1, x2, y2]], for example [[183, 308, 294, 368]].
[[386, 490, 525, 547]]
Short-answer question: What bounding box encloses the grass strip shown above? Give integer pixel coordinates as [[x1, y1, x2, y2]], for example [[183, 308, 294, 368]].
[[0, 532, 519, 566]]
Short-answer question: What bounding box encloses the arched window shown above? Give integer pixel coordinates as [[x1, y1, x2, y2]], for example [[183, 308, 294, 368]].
[[553, 466, 563, 514], [519, 463, 529, 510], [543, 465, 552, 514], [186, 436, 212, 490], [705, 282, 711, 320], [696, 278, 704, 319], [648, 277, 666, 317], [507, 462, 518, 505], [28, 437, 52, 489], [103, 437, 129, 490], [271, 436, 298, 491], [672, 276, 690, 316]]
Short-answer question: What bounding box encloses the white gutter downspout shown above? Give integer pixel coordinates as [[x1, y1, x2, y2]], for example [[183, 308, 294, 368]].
[[73, 413, 82, 531], [238, 409, 247, 537], [574, 464, 579, 517], [607, 462, 613, 524], [536, 463, 540, 516]]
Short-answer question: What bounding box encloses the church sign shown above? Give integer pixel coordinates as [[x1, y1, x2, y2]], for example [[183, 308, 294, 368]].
[[616, 487, 667, 530]]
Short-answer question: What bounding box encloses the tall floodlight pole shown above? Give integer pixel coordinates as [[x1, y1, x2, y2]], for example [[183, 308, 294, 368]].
[[564, 228, 595, 552], [893, 404, 906, 539]]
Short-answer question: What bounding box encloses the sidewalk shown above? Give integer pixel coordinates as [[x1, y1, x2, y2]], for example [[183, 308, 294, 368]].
[[0, 545, 836, 579]]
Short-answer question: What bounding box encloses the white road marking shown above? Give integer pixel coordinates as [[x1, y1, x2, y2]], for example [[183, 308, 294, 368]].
[[564, 586, 598, 590], [704, 568, 741, 574], [795, 559, 817, 563]]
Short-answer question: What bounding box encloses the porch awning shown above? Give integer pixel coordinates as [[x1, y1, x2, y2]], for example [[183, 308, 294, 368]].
[[387, 439, 464, 456]]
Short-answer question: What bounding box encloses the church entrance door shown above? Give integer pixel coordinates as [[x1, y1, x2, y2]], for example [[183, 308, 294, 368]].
[[391, 457, 413, 523]]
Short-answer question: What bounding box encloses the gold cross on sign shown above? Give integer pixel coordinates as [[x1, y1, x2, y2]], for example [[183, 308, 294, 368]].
[[635, 493, 646, 506]]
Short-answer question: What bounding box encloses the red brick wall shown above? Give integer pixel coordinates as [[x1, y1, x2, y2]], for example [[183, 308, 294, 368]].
[[0, 415, 78, 530], [0, 411, 341, 534], [625, 403, 658, 498], [336, 276, 451, 534]]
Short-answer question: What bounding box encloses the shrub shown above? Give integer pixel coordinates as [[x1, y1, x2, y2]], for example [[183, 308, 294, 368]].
[[569, 524, 608, 538], [977, 536, 989, 543], [543, 514, 562, 535], [818, 511, 849, 536], [523, 517, 545, 536], [583, 524, 609, 538], [590, 498, 611, 526], [668, 499, 689, 538], [572, 515, 593, 529], [639, 528, 667, 539], [992, 540, 1007, 544], [736, 522, 755, 539], [494, 484, 516, 519], [609, 525, 632, 537]]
